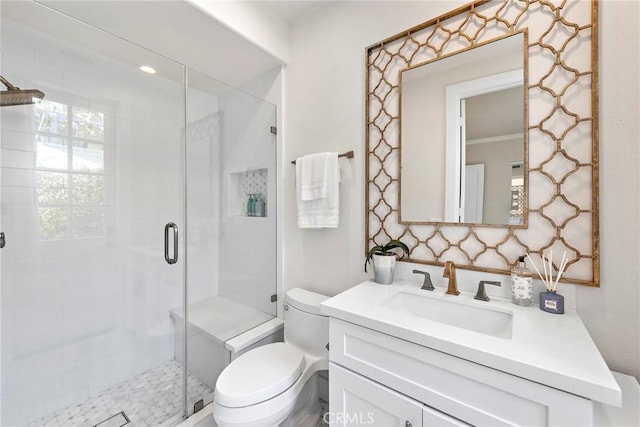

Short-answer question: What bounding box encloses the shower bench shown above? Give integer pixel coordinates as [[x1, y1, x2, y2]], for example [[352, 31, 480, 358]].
[[169, 296, 283, 390]]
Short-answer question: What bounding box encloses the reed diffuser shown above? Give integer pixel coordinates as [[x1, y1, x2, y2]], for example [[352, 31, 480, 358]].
[[526, 251, 567, 314]]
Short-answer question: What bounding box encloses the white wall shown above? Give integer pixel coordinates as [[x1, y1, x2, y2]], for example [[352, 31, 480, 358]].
[[284, 1, 639, 379], [284, 1, 466, 299], [574, 0, 640, 380]]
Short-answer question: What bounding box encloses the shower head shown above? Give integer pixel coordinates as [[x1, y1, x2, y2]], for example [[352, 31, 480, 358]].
[[0, 75, 45, 107]]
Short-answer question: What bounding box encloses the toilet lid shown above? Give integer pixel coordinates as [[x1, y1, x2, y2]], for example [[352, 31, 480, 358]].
[[215, 342, 305, 408]]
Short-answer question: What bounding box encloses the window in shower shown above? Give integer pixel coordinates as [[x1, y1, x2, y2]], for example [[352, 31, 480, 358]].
[[34, 98, 111, 240]]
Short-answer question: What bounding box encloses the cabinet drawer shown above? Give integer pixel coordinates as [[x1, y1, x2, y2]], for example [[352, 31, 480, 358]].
[[330, 318, 591, 426]]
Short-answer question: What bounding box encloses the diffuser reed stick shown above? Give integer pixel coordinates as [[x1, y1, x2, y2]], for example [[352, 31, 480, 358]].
[[526, 251, 568, 292], [526, 253, 544, 284]]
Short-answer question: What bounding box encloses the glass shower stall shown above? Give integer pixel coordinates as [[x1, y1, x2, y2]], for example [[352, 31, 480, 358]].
[[0, 2, 278, 426]]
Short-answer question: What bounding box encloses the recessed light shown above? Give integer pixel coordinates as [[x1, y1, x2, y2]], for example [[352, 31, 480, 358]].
[[139, 65, 156, 74]]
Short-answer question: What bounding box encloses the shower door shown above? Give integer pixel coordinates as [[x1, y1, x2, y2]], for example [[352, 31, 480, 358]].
[[1, 3, 187, 426]]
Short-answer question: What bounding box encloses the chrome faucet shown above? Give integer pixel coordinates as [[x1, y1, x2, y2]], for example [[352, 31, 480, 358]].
[[413, 269, 434, 291], [443, 261, 460, 295], [474, 280, 501, 301]]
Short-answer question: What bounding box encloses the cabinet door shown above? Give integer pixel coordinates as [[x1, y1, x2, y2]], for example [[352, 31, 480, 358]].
[[330, 363, 422, 427]]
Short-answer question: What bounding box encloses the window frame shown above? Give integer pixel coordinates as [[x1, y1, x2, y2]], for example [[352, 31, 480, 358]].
[[34, 93, 114, 241]]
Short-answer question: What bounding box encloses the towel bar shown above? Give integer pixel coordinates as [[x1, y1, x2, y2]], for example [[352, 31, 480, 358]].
[[291, 150, 354, 165]]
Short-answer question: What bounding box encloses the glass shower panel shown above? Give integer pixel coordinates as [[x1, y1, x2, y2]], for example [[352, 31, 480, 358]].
[[217, 76, 277, 318], [181, 69, 278, 413], [1, 3, 186, 426]]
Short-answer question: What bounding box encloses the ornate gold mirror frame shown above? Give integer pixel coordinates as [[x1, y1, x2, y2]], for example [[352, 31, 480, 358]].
[[366, 0, 599, 286]]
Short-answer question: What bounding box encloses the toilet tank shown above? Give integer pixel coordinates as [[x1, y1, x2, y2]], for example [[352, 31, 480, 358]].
[[284, 288, 330, 359]]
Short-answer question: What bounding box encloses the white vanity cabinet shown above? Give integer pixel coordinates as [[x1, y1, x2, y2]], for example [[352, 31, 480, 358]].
[[328, 318, 593, 426]]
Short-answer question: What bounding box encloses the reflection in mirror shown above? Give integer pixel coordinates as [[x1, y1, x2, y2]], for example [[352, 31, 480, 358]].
[[464, 86, 524, 225], [400, 33, 525, 225]]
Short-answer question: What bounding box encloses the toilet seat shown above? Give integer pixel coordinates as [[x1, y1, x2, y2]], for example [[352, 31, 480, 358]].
[[215, 342, 305, 407]]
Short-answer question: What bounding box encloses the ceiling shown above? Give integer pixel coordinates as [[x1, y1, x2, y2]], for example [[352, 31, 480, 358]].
[[2, 1, 325, 91], [261, 1, 324, 23]]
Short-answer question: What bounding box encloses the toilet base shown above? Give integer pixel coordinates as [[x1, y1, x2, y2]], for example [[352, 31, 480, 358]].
[[280, 374, 322, 426], [213, 366, 325, 426]]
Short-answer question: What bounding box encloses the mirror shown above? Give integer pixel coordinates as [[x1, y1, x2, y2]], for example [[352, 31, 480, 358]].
[[399, 33, 525, 225]]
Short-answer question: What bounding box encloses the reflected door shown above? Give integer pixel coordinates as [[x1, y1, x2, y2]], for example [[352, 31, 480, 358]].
[[463, 164, 485, 223]]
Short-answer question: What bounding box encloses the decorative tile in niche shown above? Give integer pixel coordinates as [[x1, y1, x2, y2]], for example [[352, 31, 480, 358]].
[[240, 168, 268, 196]]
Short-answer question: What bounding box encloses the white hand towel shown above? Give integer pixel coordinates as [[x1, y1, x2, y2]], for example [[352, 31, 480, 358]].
[[299, 152, 332, 201], [296, 152, 340, 228]]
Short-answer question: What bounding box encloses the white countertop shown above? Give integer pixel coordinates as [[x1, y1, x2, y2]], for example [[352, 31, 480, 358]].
[[321, 280, 622, 407]]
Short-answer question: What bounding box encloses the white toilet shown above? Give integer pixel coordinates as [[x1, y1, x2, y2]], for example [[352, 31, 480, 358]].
[[212, 288, 330, 426]]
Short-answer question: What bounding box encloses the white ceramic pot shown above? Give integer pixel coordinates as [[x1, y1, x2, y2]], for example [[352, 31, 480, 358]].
[[372, 254, 396, 284]]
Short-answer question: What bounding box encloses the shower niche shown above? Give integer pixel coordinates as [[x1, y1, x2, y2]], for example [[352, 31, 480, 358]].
[[228, 168, 269, 218]]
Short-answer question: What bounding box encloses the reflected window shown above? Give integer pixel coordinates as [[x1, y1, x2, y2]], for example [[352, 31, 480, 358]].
[[35, 99, 109, 240], [509, 162, 524, 225]]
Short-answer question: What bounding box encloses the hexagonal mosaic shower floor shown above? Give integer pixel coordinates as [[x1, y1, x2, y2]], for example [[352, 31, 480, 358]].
[[25, 361, 212, 427]]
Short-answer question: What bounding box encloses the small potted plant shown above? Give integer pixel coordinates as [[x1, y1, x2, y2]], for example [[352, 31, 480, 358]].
[[364, 239, 410, 284]]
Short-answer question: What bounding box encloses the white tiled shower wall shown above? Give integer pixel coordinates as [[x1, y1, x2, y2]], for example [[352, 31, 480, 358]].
[[186, 108, 221, 304]]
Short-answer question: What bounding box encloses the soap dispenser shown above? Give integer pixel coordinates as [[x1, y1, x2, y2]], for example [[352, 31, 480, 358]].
[[511, 255, 533, 306], [246, 194, 254, 217], [254, 194, 264, 217]]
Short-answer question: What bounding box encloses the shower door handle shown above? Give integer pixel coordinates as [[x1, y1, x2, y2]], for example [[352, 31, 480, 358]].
[[164, 223, 178, 264], [0, 232, 5, 248]]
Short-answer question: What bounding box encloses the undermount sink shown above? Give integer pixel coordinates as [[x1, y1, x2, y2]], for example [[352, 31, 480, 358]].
[[380, 291, 513, 339]]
